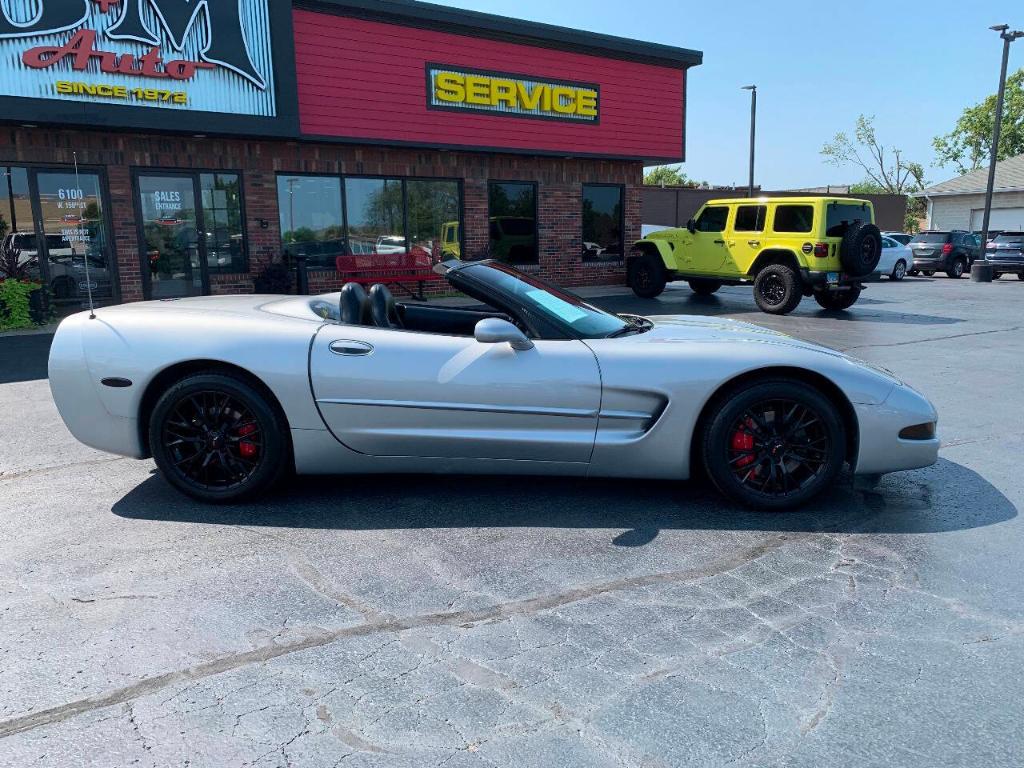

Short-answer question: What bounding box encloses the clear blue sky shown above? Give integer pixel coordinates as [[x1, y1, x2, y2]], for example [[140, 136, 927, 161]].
[[429, 0, 1023, 189]]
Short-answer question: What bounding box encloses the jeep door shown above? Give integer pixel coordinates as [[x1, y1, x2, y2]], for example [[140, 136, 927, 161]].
[[685, 204, 731, 273], [723, 203, 767, 276]]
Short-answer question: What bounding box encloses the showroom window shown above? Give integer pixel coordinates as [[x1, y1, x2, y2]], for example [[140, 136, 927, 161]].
[[408, 180, 461, 261], [345, 178, 404, 256], [695, 205, 729, 232], [582, 184, 624, 262], [773, 204, 814, 233], [733, 204, 767, 232], [276, 175, 463, 269], [277, 175, 345, 269], [488, 181, 538, 265], [200, 173, 246, 273]]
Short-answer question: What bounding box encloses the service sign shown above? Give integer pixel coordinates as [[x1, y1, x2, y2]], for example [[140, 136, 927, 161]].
[[0, 0, 276, 117], [427, 65, 600, 123]]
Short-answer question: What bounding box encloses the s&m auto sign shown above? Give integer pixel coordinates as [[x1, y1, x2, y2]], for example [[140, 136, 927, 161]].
[[0, 0, 276, 117]]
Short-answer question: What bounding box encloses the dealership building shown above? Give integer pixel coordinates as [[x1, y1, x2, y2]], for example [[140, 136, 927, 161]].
[[0, 0, 700, 309]]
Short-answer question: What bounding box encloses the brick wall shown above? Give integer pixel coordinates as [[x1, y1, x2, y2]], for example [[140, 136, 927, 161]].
[[0, 127, 639, 303]]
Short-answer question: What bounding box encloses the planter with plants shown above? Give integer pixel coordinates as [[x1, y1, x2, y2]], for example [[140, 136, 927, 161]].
[[0, 241, 51, 331]]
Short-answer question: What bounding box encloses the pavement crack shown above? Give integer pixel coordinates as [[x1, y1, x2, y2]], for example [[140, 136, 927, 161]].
[[0, 533, 800, 741], [840, 325, 1023, 353]]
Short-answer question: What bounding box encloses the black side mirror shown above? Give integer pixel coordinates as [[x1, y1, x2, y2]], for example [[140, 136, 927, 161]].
[[686, 219, 697, 234]]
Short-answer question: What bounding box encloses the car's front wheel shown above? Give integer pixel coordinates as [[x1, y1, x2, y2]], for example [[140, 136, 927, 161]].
[[814, 287, 861, 311], [629, 253, 667, 299], [753, 264, 802, 314], [891, 260, 907, 281], [149, 372, 290, 503], [701, 379, 846, 510]]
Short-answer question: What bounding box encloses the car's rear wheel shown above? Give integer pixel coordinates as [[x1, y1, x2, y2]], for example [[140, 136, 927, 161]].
[[908, 269, 920, 276], [629, 253, 667, 298], [891, 260, 907, 281], [947, 258, 966, 279], [923, 270, 935, 277], [149, 372, 289, 503], [753, 264, 802, 315], [1019, 272, 1024, 281], [814, 287, 861, 311], [688, 278, 722, 296], [701, 380, 846, 510]]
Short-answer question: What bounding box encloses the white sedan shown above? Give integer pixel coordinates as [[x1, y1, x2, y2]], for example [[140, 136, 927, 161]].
[[878, 235, 913, 281], [48, 260, 939, 510]]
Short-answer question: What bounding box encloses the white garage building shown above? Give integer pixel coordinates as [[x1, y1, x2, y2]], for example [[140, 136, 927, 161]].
[[919, 154, 1024, 233]]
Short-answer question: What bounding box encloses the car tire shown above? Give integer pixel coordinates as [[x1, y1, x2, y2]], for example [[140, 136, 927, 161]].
[[839, 221, 883, 276], [947, 258, 966, 279], [923, 270, 935, 277], [891, 260, 907, 281], [701, 379, 846, 510], [908, 269, 920, 276], [753, 264, 802, 315], [629, 253, 667, 298], [814, 287, 861, 311], [149, 372, 290, 503], [688, 278, 722, 296], [1019, 272, 1024, 281]]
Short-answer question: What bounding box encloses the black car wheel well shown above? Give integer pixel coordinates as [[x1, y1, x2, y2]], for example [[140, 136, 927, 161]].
[[689, 367, 860, 478], [137, 360, 292, 462], [747, 249, 801, 277]]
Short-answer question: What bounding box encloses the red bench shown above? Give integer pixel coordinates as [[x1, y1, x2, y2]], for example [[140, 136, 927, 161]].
[[334, 251, 439, 300]]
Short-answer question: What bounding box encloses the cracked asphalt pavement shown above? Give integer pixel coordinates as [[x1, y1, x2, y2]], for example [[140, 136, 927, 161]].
[[1, 276, 1022, 767]]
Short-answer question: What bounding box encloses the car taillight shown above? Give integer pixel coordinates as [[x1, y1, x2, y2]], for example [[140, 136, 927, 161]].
[[942, 243, 953, 255], [813, 243, 829, 258]]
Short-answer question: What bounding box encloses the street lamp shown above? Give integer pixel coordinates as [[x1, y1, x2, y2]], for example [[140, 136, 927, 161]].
[[741, 85, 757, 197], [975, 24, 1024, 281]]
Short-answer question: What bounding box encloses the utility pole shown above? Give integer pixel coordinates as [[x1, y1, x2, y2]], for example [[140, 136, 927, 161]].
[[974, 24, 1023, 281], [742, 85, 757, 197]]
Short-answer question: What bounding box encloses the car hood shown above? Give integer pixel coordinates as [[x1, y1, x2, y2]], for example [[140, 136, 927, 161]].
[[637, 315, 840, 354]]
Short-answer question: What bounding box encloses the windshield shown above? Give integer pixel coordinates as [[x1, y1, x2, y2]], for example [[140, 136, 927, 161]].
[[457, 262, 630, 339], [825, 203, 872, 237], [912, 233, 949, 244]]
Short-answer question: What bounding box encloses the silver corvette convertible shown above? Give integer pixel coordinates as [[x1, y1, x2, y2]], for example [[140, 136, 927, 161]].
[[49, 260, 939, 509]]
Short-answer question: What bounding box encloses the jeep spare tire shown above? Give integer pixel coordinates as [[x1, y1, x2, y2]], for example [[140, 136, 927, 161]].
[[839, 221, 882, 276]]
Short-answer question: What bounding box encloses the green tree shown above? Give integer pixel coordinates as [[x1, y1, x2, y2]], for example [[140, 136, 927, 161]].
[[643, 165, 706, 187], [821, 115, 925, 195], [933, 68, 1024, 174]]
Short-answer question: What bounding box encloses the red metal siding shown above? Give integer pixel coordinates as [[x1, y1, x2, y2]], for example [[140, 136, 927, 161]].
[[293, 10, 685, 161]]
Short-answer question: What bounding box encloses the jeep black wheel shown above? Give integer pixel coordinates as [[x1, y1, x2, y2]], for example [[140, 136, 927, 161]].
[[814, 287, 861, 311], [753, 265, 802, 315], [701, 379, 846, 510], [629, 253, 667, 298], [688, 278, 722, 296], [839, 221, 882, 276], [149, 372, 290, 503]]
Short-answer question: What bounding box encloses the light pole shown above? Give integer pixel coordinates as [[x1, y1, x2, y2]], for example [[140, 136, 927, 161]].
[[741, 85, 757, 197], [974, 24, 1023, 282]]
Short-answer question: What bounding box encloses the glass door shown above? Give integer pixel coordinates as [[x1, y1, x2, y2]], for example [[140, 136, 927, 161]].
[[31, 170, 116, 307], [136, 174, 205, 299]]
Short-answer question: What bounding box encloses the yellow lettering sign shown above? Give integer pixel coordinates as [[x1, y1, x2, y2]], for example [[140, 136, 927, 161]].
[[430, 67, 598, 122]]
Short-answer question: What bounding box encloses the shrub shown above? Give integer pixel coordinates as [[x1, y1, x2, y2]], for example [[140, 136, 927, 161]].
[[0, 279, 44, 331]]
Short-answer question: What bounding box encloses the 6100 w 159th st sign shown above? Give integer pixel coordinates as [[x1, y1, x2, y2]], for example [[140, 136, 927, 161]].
[[0, 0, 276, 117]]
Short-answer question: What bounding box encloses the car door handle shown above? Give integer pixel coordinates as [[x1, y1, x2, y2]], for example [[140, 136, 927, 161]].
[[714, 239, 725, 245], [748, 240, 761, 247], [329, 340, 374, 356]]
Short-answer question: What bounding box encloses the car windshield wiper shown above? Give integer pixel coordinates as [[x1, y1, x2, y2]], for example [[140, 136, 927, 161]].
[[606, 322, 642, 338]]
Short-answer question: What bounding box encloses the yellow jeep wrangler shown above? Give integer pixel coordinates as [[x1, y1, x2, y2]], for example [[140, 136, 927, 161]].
[[628, 197, 882, 314]]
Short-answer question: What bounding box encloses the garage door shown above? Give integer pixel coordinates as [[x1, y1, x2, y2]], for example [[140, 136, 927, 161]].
[[970, 207, 1024, 231]]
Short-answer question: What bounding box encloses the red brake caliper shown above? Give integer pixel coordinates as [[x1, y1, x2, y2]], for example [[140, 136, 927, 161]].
[[731, 419, 756, 468], [237, 423, 259, 459]]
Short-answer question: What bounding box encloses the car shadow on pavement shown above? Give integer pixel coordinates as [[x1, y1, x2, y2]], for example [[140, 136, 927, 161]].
[[593, 293, 963, 327], [112, 458, 1015, 545]]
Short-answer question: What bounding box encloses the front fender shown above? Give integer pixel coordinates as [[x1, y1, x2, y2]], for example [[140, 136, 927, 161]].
[[631, 239, 679, 271]]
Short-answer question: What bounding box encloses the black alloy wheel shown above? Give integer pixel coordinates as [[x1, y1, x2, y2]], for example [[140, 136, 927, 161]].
[[150, 372, 289, 502], [688, 278, 723, 296], [753, 264, 802, 315], [947, 258, 966, 279], [702, 380, 846, 510], [814, 287, 862, 311], [629, 253, 667, 298]]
